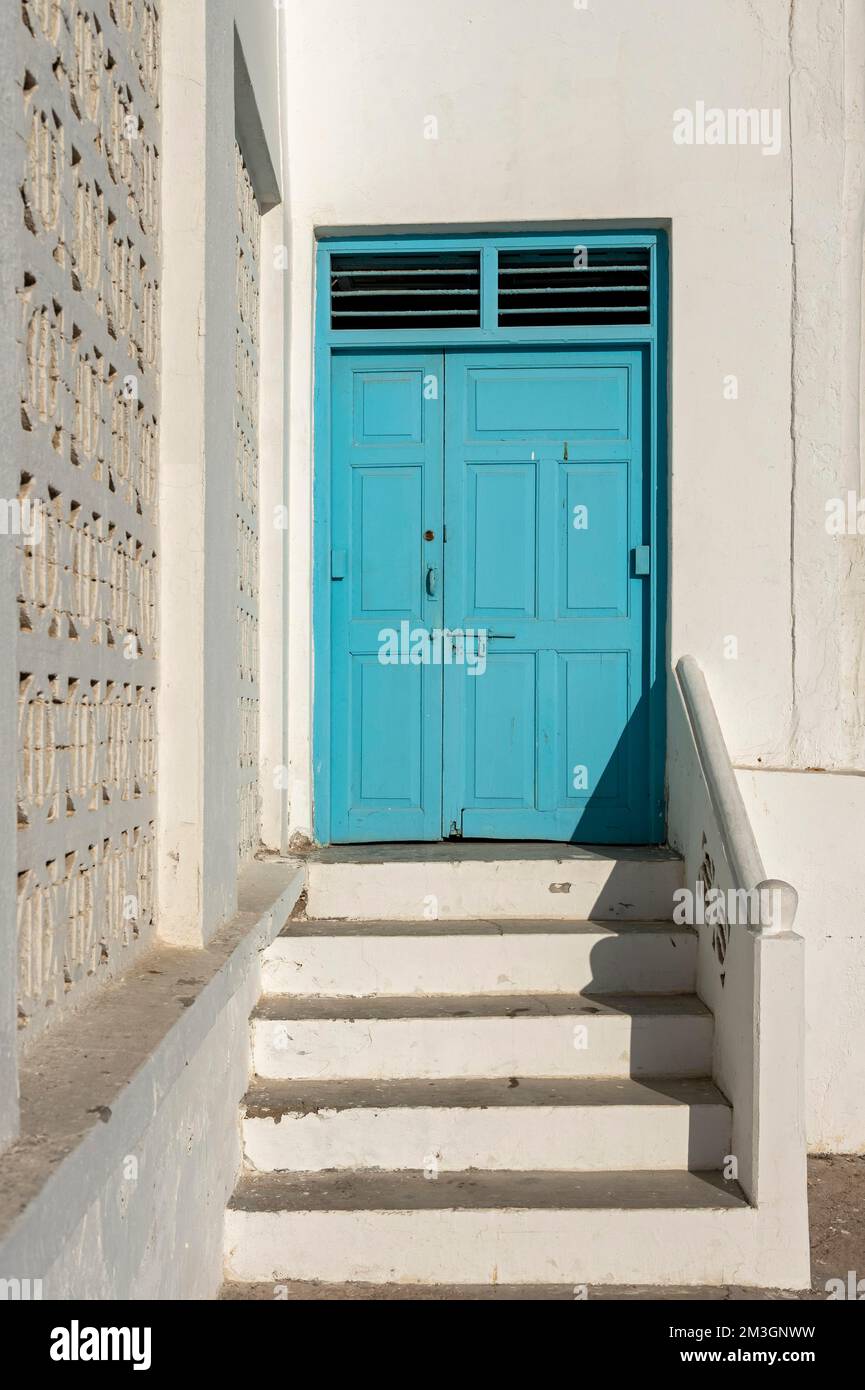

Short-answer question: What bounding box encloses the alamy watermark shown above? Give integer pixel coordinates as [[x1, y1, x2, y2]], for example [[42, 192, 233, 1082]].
[[673, 102, 781, 157], [50, 1322, 151, 1370], [825, 492, 865, 535], [825, 1271, 865, 1300], [0, 497, 43, 545], [673, 881, 782, 928], [0, 1276, 42, 1300], [377, 623, 487, 676]]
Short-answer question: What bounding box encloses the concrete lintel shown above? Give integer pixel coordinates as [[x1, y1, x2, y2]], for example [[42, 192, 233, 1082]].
[[234, 27, 281, 211]]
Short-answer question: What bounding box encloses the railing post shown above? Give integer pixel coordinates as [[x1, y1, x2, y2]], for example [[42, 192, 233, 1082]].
[[754, 878, 799, 935]]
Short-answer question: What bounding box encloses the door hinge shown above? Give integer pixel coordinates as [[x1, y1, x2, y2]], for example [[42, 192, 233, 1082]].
[[632, 544, 651, 577]]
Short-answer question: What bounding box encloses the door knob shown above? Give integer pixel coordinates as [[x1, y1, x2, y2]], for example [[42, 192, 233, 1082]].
[[426, 566, 439, 597]]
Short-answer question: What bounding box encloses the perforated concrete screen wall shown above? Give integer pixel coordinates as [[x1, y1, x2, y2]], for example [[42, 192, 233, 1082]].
[[235, 140, 261, 862], [16, 0, 160, 1035]]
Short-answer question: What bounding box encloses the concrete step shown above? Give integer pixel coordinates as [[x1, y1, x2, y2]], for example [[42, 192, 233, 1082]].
[[262, 920, 697, 998], [241, 1076, 732, 1173], [220, 1280, 776, 1300], [224, 1169, 751, 1285], [251, 992, 713, 1081], [219, 1281, 592, 1299], [304, 844, 683, 922]]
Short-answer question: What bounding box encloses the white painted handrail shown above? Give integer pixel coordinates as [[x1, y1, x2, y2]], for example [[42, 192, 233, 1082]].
[[675, 656, 798, 934]]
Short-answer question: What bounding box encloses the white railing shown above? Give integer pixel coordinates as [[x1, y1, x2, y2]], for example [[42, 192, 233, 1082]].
[[670, 656, 809, 1283], [676, 655, 798, 935]]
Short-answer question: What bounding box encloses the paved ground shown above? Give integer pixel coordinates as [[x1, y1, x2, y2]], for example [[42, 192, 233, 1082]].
[[221, 1154, 863, 1300]]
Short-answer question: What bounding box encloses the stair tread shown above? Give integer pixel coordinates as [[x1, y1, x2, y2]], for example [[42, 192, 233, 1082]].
[[243, 1075, 730, 1114], [222, 1281, 772, 1300], [229, 1168, 747, 1212], [278, 918, 692, 938], [307, 842, 684, 865], [219, 1282, 590, 1300], [253, 992, 710, 1021]]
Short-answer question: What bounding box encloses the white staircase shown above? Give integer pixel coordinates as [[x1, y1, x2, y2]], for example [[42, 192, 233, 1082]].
[[224, 847, 770, 1292]]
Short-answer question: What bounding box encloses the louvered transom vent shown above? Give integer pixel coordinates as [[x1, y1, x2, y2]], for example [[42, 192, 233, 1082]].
[[330, 252, 481, 329], [498, 247, 651, 327]]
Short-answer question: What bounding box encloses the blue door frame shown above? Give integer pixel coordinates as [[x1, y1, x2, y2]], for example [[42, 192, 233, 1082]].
[[313, 232, 668, 845]]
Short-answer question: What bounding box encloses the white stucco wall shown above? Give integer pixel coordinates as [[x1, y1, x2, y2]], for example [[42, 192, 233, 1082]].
[[282, 0, 797, 835], [280, 0, 865, 792], [788, 0, 865, 773], [739, 768, 865, 1153], [279, 0, 865, 1149], [36, 978, 254, 1300], [0, 863, 304, 1300]]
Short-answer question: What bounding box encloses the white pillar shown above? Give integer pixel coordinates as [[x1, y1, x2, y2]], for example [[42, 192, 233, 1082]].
[[159, 0, 240, 944]]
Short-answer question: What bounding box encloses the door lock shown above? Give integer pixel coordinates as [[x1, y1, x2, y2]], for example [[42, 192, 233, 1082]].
[[477, 632, 515, 658]]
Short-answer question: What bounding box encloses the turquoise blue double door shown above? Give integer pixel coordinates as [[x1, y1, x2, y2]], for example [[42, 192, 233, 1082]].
[[329, 348, 657, 843]]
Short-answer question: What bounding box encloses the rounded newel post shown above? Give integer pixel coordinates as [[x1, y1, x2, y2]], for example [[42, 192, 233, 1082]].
[[754, 879, 799, 935]]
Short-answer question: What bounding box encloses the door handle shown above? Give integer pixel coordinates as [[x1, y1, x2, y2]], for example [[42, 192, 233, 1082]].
[[426, 566, 439, 597]]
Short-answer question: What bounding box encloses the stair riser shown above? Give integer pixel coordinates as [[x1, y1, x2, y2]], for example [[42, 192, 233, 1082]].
[[262, 933, 696, 997], [252, 1015, 713, 1081], [242, 1104, 731, 1173], [305, 859, 682, 922], [224, 1207, 758, 1285]]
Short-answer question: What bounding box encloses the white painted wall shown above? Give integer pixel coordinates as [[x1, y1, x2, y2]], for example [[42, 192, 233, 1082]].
[[280, 0, 865, 790], [739, 768, 865, 1153], [0, 863, 304, 1300], [788, 0, 865, 772], [279, 0, 865, 1150], [282, 0, 796, 833], [36, 981, 254, 1300]]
